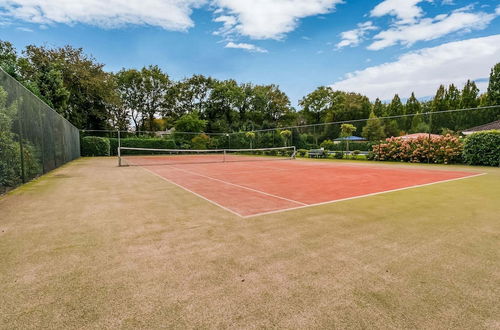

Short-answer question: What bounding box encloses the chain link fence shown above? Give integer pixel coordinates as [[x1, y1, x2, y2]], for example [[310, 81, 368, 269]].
[[0, 68, 80, 193]]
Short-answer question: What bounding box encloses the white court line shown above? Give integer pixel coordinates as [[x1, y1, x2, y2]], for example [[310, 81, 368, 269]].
[[242, 173, 486, 218], [167, 165, 307, 206], [135, 163, 485, 218], [138, 166, 245, 217]]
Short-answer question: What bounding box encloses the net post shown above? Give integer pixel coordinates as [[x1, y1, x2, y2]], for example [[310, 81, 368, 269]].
[[223, 149, 226, 162], [292, 146, 297, 159], [117, 130, 121, 167]]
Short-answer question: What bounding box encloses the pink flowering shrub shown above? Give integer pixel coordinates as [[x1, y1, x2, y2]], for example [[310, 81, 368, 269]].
[[372, 134, 463, 164]]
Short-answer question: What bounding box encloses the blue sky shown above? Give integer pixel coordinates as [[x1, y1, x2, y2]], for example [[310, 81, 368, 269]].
[[1, 0, 499, 106]]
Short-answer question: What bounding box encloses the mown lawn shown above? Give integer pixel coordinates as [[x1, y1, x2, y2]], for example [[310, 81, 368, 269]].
[[1, 157, 499, 329]]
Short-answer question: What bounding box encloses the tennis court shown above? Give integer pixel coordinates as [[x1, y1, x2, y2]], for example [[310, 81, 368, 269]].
[[120, 148, 481, 217]]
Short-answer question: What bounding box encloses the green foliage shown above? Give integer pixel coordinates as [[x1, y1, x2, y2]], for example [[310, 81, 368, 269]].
[[245, 131, 256, 148], [175, 112, 207, 133], [463, 130, 500, 166], [333, 151, 344, 159], [81, 136, 110, 156], [384, 120, 400, 137], [296, 149, 308, 157], [191, 134, 210, 150], [340, 123, 356, 137], [0, 40, 19, 77], [320, 139, 335, 150], [362, 111, 385, 141], [20, 45, 117, 129], [279, 129, 292, 146], [487, 62, 500, 106], [372, 98, 385, 117], [0, 87, 41, 189], [108, 137, 177, 156]]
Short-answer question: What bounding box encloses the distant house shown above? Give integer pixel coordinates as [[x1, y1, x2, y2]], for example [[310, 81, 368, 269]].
[[397, 133, 441, 140], [462, 120, 500, 135]]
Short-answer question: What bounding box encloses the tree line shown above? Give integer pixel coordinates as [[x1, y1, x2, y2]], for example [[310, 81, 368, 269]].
[[1, 40, 499, 145]]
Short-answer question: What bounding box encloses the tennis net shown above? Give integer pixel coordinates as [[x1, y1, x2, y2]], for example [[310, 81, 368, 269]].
[[118, 146, 296, 166]]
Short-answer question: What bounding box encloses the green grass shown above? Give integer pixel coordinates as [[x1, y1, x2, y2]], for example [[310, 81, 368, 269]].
[[0, 157, 499, 329]]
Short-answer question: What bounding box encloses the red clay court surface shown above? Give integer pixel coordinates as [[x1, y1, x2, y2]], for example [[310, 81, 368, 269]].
[[124, 156, 482, 217]]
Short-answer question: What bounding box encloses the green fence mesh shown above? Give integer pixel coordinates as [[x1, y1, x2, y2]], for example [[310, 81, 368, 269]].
[[0, 68, 80, 193]]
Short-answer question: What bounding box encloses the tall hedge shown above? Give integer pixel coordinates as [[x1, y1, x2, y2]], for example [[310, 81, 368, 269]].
[[463, 130, 500, 166], [81, 136, 110, 156]]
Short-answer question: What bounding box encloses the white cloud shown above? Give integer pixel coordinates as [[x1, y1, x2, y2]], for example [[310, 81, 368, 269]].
[[213, 0, 343, 40], [368, 7, 498, 50], [336, 21, 377, 49], [330, 35, 500, 100], [0, 0, 344, 41], [0, 0, 205, 31], [370, 0, 429, 25], [15, 26, 33, 32], [225, 41, 267, 53]]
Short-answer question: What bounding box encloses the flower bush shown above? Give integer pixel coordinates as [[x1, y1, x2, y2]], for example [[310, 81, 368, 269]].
[[372, 134, 463, 164]]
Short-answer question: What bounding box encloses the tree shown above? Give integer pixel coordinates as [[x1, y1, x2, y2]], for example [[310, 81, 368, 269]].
[[385, 120, 400, 137], [299, 86, 334, 124], [445, 84, 461, 131], [245, 131, 256, 149], [115, 69, 143, 131], [372, 98, 385, 117], [405, 92, 421, 131], [461, 80, 479, 108], [362, 111, 385, 141], [340, 123, 356, 151], [487, 62, 500, 106], [387, 94, 405, 132], [0, 40, 19, 77], [279, 130, 292, 147], [170, 75, 213, 118], [20, 45, 117, 129], [174, 112, 206, 133], [140, 65, 171, 131], [431, 84, 449, 133]]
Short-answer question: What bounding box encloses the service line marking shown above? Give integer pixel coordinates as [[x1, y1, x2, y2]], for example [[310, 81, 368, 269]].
[[168, 165, 307, 206]]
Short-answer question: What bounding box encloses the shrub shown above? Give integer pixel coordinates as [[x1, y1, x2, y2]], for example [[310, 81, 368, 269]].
[[297, 149, 308, 157], [191, 134, 210, 150], [351, 150, 361, 159], [320, 139, 336, 150], [463, 130, 500, 166], [81, 136, 110, 156], [334, 151, 344, 159], [372, 134, 462, 164]]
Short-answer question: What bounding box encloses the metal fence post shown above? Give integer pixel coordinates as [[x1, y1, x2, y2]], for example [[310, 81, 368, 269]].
[[18, 113, 26, 183]]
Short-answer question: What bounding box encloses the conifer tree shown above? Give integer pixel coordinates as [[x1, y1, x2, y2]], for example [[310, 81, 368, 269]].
[[362, 110, 385, 141], [405, 92, 421, 131]]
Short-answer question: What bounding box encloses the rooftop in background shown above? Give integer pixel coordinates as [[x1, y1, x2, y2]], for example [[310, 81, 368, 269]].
[[398, 133, 442, 140], [462, 120, 500, 135], [333, 136, 366, 141]]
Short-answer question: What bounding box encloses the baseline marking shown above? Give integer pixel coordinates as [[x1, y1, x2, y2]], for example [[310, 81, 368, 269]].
[[242, 173, 486, 218]]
